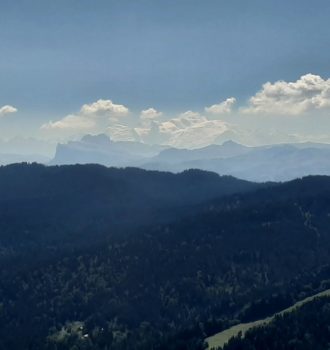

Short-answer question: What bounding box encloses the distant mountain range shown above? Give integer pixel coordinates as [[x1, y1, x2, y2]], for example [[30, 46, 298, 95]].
[[49, 134, 330, 182], [50, 134, 167, 166], [143, 142, 330, 182]]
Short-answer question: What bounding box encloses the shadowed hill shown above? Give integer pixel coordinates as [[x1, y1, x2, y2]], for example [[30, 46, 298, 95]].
[[0, 163, 261, 251]]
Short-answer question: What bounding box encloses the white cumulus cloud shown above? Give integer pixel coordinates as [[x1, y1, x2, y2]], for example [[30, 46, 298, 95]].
[[242, 74, 330, 115], [136, 110, 231, 148], [140, 108, 162, 127], [205, 97, 236, 115], [0, 105, 17, 118], [80, 99, 129, 120], [41, 99, 130, 136], [140, 108, 162, 120]]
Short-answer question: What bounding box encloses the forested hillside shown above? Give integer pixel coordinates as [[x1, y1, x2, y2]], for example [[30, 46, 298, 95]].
[[1, 164, 330, 349], [0, 163, 258, 255]]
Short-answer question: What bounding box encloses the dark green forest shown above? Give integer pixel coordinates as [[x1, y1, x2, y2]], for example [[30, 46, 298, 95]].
[[1, 164, 330, 349], [222, 296, 330, 350]]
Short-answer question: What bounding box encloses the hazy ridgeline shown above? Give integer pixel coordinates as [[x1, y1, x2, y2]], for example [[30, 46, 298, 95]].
[[50, 134, 330, 182], [4, 134, 330, 182]]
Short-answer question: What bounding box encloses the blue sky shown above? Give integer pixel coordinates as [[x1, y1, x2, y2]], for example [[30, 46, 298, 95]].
[[1, 0, 330, 148]]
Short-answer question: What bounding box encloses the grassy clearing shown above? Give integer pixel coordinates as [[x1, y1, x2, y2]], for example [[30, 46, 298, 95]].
[[206, 288, 330, 350]]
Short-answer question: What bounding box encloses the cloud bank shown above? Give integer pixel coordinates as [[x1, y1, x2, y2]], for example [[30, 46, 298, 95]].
[[40, 74, 330, 147]]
